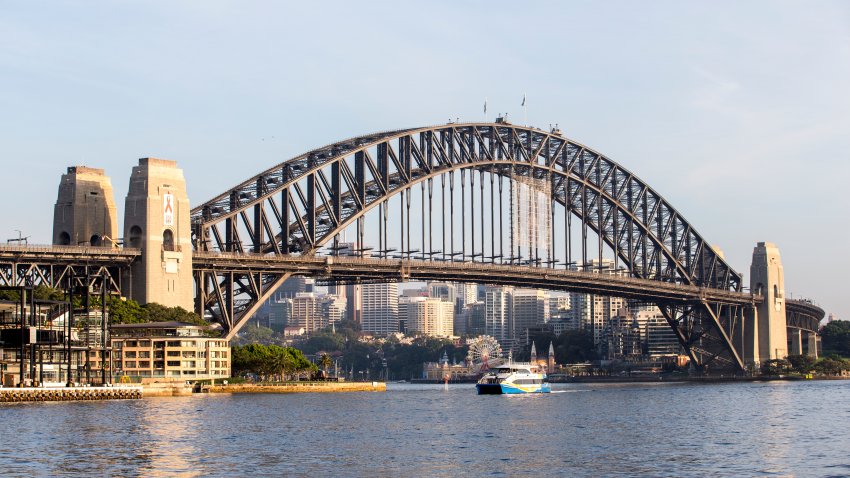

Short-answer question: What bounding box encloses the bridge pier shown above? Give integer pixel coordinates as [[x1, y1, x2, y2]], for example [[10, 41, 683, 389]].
[[806, 332, 819, 359], [788, 328, 803, 356], [745, 242, 788, 365], [122, 158, 193, 311]]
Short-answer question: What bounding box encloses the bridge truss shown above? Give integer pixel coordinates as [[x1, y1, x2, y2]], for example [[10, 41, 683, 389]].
[[191, 121, 757, 371]]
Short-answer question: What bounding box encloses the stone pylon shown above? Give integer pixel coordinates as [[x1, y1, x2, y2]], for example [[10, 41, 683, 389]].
[[746, 242, 788, 364], [122, 158, 193, 311], [53, 166, 118, 247]]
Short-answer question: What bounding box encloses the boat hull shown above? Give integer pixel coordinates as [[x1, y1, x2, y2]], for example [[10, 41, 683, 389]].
[[476, 383, 551, 395]]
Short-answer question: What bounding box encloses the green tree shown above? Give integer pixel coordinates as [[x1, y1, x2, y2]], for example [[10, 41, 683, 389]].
[[234, 325, 280, 346], [821, 320, 850, 357], [814, 355, 849, 376], [787, 354, 817, 374], [319, 353, 332, 373], [761, 359, 791, 376], [555, 329, 598, 363], [107, 297, 146, 324]]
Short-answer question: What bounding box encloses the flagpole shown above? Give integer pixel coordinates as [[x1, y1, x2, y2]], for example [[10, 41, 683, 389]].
[[523, 92, 528, 126]]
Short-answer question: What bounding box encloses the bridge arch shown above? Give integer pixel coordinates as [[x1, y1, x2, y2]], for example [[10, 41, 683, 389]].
[[191, 122, 745, 370]]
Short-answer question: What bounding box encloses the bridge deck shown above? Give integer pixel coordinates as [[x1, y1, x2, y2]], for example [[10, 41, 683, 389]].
[[0, 244, 140, 264], [192, 251, 757, 305]]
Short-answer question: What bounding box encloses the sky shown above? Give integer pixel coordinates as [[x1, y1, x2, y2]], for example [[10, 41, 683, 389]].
[[1, 1, 848, 320]]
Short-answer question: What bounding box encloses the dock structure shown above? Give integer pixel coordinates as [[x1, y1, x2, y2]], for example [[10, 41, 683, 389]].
[[0, 386, 142, 403]]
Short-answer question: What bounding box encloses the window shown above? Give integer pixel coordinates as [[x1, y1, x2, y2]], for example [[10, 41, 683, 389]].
[[182, 351, 196, 358], [167, 361, 180, 367], [138, 351, 150, 358], [139, 341, 151, 347], [124, 351, 136, 358], [167, 351, 180, 357], [124, 361, 136, 368], [138, 361, 150, 368], [128, 226, 142, 249], [163, 229, 175, 251]]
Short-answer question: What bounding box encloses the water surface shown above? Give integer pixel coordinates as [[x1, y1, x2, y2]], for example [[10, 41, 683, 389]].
[[2, 380, 848, 477]]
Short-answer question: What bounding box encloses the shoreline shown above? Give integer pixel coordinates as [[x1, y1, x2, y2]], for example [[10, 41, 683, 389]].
[[205, 381, 386, 394]]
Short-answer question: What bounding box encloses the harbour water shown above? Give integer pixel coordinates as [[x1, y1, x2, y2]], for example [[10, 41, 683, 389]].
[[2, 380, 848, 477]]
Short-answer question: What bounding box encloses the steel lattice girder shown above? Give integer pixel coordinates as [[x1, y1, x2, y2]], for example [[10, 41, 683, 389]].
[[190, 123, 747, 367]]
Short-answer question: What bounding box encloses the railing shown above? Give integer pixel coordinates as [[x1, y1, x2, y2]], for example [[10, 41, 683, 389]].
[[0, 244, 140, 256]]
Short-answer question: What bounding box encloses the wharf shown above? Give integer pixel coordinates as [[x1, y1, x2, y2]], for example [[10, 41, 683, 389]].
[[0, 386, 142, 403]]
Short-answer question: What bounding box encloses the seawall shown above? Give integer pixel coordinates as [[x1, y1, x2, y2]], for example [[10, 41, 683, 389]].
[[206, 381, 386, 394], [0, 386, 142, 403]]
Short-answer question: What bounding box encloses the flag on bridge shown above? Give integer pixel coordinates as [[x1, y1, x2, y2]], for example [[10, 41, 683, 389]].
[[521, 94, 526, 107]]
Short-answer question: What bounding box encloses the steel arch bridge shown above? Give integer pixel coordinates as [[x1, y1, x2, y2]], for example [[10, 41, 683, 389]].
[[191, 121, 751, 371]]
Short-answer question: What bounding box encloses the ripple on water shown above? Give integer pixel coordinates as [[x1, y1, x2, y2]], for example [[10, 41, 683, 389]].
[[0, 381, 849, 476]]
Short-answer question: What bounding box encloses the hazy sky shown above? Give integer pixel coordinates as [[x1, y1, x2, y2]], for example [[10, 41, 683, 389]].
[[1, 1, 848, 319]]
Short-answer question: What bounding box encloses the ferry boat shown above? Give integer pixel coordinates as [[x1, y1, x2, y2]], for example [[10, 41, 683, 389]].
[[476, 363, 551, 394]]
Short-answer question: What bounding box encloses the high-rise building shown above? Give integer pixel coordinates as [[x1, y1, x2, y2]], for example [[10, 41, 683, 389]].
[[512, 289, 549, 339], [405, 298, 454, 337], [398, 295, 419, 334], [428, 282, 456, 304], [361, 282, 399, 336], [456, 302, 486, 337], [549, 295, 571, 315], [569, 259, 626, 346], [329, 242, 361, 324], [275, 277, 315, 298], [456, 283, 479, 310], [291, 292, 324, 333], [604, 308, 643, 359], [645, 311, 680, 357], [266, 297, 292, 332], [322, 294, 347, 328], [485, 285, 513, 344]]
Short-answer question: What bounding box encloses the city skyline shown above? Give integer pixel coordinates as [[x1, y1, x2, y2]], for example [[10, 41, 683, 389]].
[[1, 1, 848, 320]]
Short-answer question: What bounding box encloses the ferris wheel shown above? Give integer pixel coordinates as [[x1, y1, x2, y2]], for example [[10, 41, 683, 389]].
[[466, 335, 502, 372]]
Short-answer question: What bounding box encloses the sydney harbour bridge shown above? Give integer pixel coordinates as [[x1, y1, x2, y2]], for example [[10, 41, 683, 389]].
[[0, 120, 824, 372]]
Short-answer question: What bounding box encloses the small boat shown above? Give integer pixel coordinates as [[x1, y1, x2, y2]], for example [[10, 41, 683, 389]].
[[476, 363, 551, 394]]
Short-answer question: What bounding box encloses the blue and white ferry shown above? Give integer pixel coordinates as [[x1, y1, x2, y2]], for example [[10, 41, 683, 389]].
[[476, 363, 551, 394]]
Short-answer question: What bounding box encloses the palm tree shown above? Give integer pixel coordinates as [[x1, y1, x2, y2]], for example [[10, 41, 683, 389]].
[[270, 348, 294, 382], [320, 353, 333, 376]]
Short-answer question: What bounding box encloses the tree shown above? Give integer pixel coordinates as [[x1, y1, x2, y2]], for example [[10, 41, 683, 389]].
[[814, 355, 849, 376], [761, 359, 791, 376], [319, 353, 332, 373], [787, 354, 817, 374], [554, 329, 597, 363], [821, 320, 850, 357], [234, 325, 280, 346]]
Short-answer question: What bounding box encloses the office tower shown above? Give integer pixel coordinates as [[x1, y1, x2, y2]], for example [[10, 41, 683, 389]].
[[512, 289, 549, 339], [405, 297, 454, 337], [485, 285, 514, 344], [361, 282, 399, 336]]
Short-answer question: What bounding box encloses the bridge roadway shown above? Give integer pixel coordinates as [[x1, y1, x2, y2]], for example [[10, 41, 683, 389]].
[[191, 251, 757, 306], [0, 244, 821, 331]]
